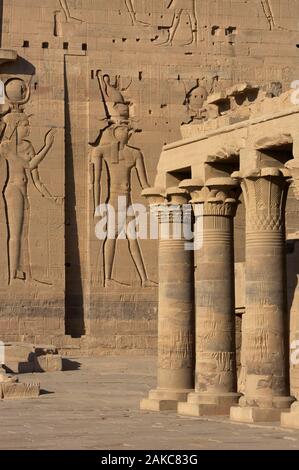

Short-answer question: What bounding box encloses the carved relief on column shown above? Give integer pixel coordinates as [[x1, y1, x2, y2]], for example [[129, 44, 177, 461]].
[[178, 177, 240, 416], [241, 168, 290, 235], [157, 188, 194, 377], [231, 168, 294, 423], [193, 178, 239, 394], [140, 187, 195, 411]]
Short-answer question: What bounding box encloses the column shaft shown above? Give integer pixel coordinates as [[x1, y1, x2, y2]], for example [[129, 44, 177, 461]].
[[140, 188, 195, 411], [231, 169, 294, 423], [157, 237, 194, 390], [195, 212, 237, 396], [178, 177, 240, 416]]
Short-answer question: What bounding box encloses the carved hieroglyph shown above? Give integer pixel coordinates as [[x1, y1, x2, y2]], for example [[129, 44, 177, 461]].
[[0, 78, 59, 284], [90, 73, 156, 288]]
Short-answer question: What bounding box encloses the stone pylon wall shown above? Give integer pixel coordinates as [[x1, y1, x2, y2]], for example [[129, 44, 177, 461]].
[[1, 0, 299, 355]]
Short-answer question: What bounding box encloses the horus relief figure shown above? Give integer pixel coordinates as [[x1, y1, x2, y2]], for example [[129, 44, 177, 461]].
[[0, 78, 59, 284], [154, 0, 197, 46], [124, 0, 149, 27], [90, 73, 156, 288]]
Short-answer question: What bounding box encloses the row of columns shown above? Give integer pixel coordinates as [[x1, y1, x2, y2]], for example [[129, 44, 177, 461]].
[[141, 168, 296, 424]]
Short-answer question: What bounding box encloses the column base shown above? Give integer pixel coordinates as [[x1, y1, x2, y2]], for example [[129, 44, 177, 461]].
[[178, 392, 240, 417], [140, 388, 193, 412], [281, 403, 299, 429], [230, 406, 289, 423]]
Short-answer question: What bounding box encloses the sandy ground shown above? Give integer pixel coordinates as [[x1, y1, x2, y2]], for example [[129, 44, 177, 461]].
[[1, 356, 299, 450]]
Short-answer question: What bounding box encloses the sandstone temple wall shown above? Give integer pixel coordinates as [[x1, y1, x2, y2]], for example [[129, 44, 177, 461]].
[[1, 0, 299, 356]]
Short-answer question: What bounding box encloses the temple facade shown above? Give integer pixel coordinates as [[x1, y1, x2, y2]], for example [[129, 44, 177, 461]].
[[1, 3, 299, 426]]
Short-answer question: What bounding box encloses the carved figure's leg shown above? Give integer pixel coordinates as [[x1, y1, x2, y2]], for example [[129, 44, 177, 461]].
[[5, 185, 25, 281], [167, 9, 183, 44]]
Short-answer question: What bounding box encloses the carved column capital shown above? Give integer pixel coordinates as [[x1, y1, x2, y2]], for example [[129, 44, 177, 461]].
[[142, 187, 166, 205], [179, 177, 240, 218], [232, 168, 291, 233], [284, 162, 299, 201]]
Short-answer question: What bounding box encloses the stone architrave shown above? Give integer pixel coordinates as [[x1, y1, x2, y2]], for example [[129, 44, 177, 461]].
[[231, 168, 295, 423], [140, 187, 195, 411], [177, 177, 241, 416]]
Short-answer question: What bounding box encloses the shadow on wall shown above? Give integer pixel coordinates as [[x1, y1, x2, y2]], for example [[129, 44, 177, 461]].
[[0, 57, 35, 77], [64, 59, 85, 338]]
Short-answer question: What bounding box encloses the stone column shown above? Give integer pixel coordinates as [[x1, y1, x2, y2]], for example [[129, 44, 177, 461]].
[[140, 187, 195, 411], [281, 166, 299, 429], [178, 177, 241, 416], [231, 168, 294, 423]]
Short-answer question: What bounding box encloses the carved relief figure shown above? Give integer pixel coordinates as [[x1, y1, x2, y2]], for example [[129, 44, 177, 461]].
[[124, 0, 149, 26], [261, 0, 276, 30], [54, 0, 82, 36], [0, 78, 59, 283], [98, 74, 132, 124], [184, 81, 208, 121], [90, 73, 156, 288], [184, 79, 219, 123], [155, 0, 198, 46]]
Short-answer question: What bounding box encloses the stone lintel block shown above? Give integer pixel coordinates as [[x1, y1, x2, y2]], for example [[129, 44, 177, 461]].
[[230, 406, 288, 423], [1, 382, 40, 400], [281, 410, 299, 429], [178, 402, 232, 417], [33, 354, 63, 373], [4, 342, 35, 362]]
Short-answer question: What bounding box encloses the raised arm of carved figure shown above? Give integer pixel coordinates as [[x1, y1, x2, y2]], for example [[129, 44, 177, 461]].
[[91, 146, 103, 215], [29, 129, 55, 170], [135, 151, 150, 190], [31, 168, 62, 204]]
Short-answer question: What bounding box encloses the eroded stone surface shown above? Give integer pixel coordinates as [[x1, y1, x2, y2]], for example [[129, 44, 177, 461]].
[[0, 367, 40, 400]]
